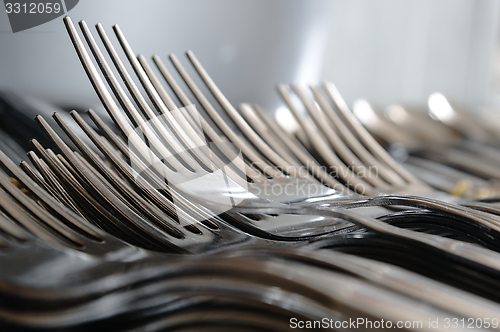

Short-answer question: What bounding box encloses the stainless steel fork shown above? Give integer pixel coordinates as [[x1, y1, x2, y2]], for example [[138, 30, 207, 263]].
[[57, 16, 500, 273]]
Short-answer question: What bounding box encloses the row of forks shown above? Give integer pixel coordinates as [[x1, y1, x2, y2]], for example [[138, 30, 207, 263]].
[[1, 15, 500, 331]]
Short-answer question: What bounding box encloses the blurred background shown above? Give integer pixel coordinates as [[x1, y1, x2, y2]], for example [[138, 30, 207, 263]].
[[0, 0, 499, 120]]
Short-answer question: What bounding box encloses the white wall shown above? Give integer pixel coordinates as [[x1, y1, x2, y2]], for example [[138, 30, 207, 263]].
[[322, 0, 500, 114]]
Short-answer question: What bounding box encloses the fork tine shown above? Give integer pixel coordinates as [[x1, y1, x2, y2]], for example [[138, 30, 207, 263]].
[[42, 142, 184, 251], [152, 55, 267, 183], [73, 148, 199, 235], [80, 20, 201, 175], [137, 55, 177, 111], [53, 112, 203, 234], [138, 55, 255, 187], [153, 55, 194, 109], [0, 177, 30, 242], [79, 110, 292, 241], [322, 82, 420, 184], [102, 24, 223, 176], [30, 142, 139, 247], [63, 17, 192, 181], [110, 26, 216, 171], [136, 55, 217, 171], [168, 53, 284, 179], [184, 50, 315, 181], [0, 157, 86, 247], [278, 84, 375, 195], [36, 144, 152, 248], [0, 190, 34, 247], [81, 109, 329, 239], [310, 85, 406, 187], [78, 110, 221, 230], [63, 17, 132, 137], [20, 157, 66, 205], [34, 115, 191, 249], [91, 20, 260, 188], [292, 84, 391, 191], [26, 151, 85, 217], [238, 104, 303, 168], [26, 152, 63, 202], [0, 148, 103, 241], [249, 104, 354, 193], [240, 104, 350, 193]]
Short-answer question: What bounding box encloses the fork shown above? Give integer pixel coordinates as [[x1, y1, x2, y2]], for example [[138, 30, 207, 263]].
[[19, 109, 495, 282], [243, 81, 500, 208], [49, 110, 357, 240], [272, 83, 432, 195], [63, 15, 500, 246], [4, 14, 500, 332], [2, 169, 497, 325], [1, 143, 500, 330], [58, 16, 500, 266], [7, 17, 500, 326], [73, 17, 354, 206], [3, 235, 491, 331], [34, 98, 500, 280], [63, 17, 375, 234], [353, 99, 500, 197], [147, 48, 500, 226], [148, 46, 426, 200], [1, 179, 500, 329], [0, 182, 498, 328], [0, 145, 266, 254]]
